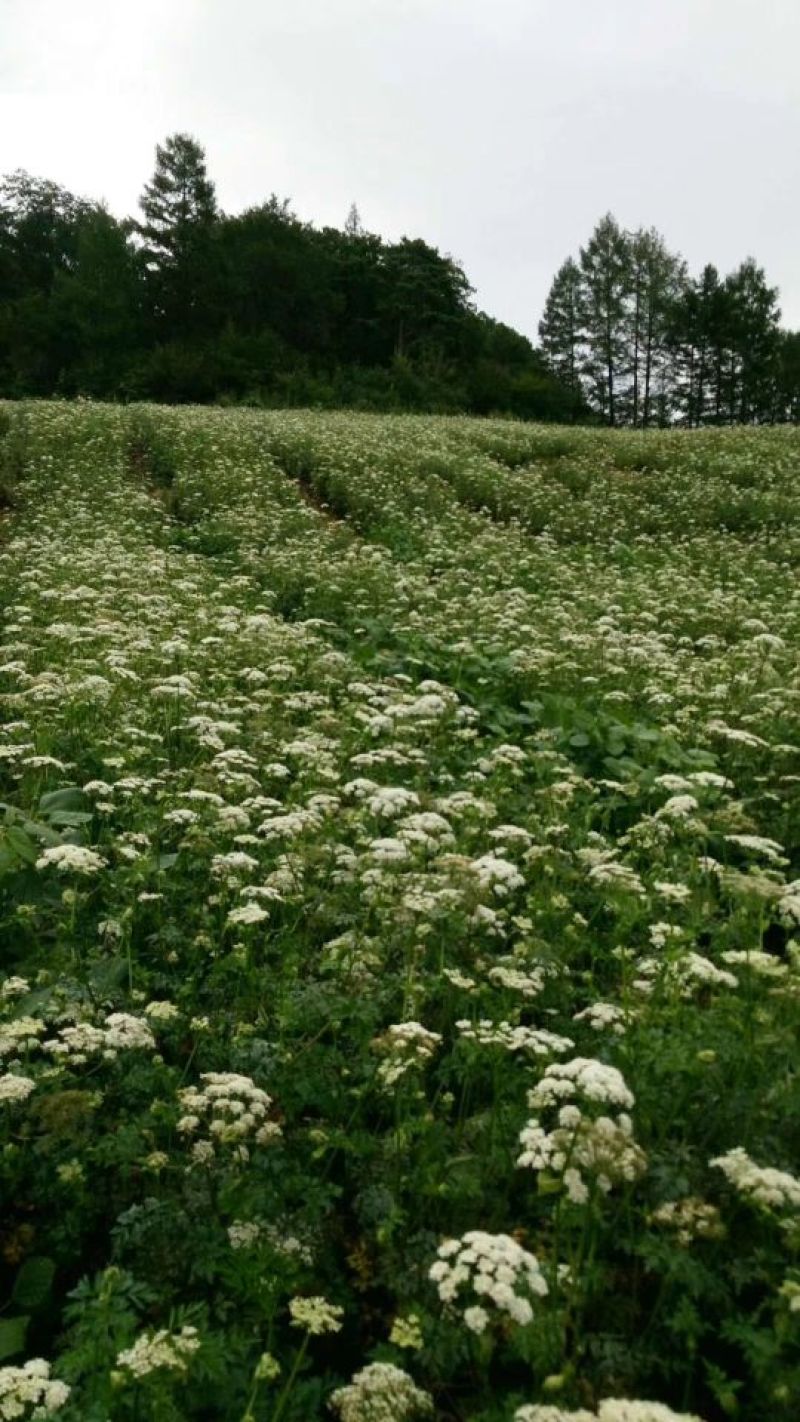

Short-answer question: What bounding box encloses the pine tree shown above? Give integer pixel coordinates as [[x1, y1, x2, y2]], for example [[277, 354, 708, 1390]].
[[344, 203, 363, 237], [775, 331, 800, 422], [726, 259, 780, 423], [627, 227, 684, 427], [670, 265, 725, 426], [538, 257, 583, 403], [578, 214, 631, 425], [135, 133, 218, 337]]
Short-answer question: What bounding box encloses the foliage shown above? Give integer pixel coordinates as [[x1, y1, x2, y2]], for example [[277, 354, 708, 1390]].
[[540, 215, 797, 427], [0, 138, 578, 421], [1, 402, 800, 1418]]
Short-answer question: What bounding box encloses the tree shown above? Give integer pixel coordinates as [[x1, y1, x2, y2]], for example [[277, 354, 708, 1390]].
[[669, 264, 721, 426], [538, 257, 583, 407], [134, 133, 218, 338], [0, 172, 96, 392], [344, 203, 363, 237], [579, 214, 631, 425], [725, 259, 780, 423], [50, 208, 143, 395], [774, 331, 800, 423], [377, 238, 474, 366], [626, 227, 684, 427]]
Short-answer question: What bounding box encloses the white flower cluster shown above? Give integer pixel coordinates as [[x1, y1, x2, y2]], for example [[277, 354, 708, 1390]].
[[373, 1022, 442, 1089], [34, 843, 106, 875], [177, 1072, 282, 1162], [711, 1147, 800, 1212], [0, 977, 30, 1001], [778, 881, 800, 925], [396, 811, 455, 849], [0, 1358, 70, 1418], [0, 1017, 45, 1059], [636, 952, 738, 996], [467, 854, 524, 897], [724, 832, 786, 863], [116, 1325, 200, 1378], [487, 960, 558, 997], [227, 1218, 312, 1262], [518, 1058, 646, 1204], [719, 949, 787, 979], [515, 1407, 596, 1422], [529, 1058, 635, 1111], [227, 901, 270, 927], [429, 1230, 548, 1333], [649, 1197, 724, 1246], [585, 858, 645, 897], [0, 1072, 36, 1105], [573, 1002, 627, 1035], [329, 1362, 433, 1421], [366, 785, 421, 819], [596, 1404, 706, 1422], [144, 999, 180, 1022], [515, 1401, 706, 1422], [43, 1012, 155, 1064], [288, 1295, 343, 1334], [456, 1019, 574, 1057]]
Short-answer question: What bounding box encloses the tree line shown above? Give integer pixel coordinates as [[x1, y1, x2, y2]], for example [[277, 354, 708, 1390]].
[[2, 136, 797, 424], [539, 214, 800, 426], [0, 134, 579, 420]]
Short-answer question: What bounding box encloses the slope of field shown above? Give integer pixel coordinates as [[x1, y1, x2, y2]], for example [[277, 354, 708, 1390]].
[[1, 404, 799, 1422]]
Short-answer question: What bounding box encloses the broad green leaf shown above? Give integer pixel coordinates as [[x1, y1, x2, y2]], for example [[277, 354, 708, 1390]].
[[0, 1316, 28, 1361], [39, 787, 87, 814], [12, 1256, 56, 1310], [3, 825, 37, 863]]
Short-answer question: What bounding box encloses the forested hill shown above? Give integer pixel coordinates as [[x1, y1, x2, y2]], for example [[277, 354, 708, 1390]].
[[1, 133, 798, 423], [0, 136, 580, 420]]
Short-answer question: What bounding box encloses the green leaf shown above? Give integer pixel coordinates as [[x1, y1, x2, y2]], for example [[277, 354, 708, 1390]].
[[38, 787, 87, 814], [3, 825, 38, 863], [20, 817, 62, 846], [12, 1256, 56, 1310], [89, 957, 129, 992], [0, 1316, 29, 1361]]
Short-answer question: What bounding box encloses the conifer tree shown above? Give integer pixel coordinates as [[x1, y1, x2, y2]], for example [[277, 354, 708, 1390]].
[[579, 214, 631, 425], [725, 259, 780, 423], [538, 257, 583, 402], [627, 227, 684, 427], [135, 133, 218, 337]]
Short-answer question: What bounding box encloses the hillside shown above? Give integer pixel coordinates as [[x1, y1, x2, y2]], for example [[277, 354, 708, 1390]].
[[1, 404, 799, 1421]]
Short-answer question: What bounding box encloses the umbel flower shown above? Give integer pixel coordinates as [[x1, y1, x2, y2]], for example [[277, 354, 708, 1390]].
[[711, 1147, 800, 1212], [177, 1072, 282, 1165], [0, 1072, 36, 1105], [289, 1296, 343, 1335], [0, 1357, 70, 1417], [429, 1230, 548, 1333], [329, 1362, 433, 1421], [35, 843, 106, 875], [517, 1058, 646, 1203], [116, 1326, 200, 1378], [515, 1401, 707, 1421], [372, 1021, 442, 1089]]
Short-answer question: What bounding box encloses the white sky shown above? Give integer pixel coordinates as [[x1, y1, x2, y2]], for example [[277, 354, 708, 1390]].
[[1, 0, 798, 340]]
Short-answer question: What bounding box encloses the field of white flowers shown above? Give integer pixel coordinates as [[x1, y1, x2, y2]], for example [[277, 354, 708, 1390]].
[[1, 402, 799, 1422]]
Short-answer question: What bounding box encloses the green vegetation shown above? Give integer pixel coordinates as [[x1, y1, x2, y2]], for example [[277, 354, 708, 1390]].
[[2, 136, 798, 424], [0, 138, 578, 420], [540, 214, 800, 426], [1, 403, 799, 1419]]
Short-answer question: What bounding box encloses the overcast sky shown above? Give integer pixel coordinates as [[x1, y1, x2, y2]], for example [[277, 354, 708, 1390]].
[[1, 0, 798, 339]]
